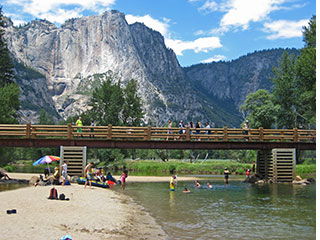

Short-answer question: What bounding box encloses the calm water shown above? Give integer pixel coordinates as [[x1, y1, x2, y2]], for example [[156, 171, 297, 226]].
[[123, 180, 316, 240]]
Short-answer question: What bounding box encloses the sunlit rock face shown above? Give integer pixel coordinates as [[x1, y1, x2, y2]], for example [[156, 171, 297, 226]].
[[5, 10, 206, 125], [3, 10, 294, 126]]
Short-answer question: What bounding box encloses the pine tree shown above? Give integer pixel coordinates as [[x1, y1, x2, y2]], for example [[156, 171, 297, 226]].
[[271, 51, 298, 128], [295, 16, 316, 127], [0, 7, 14, 87], [122, 79, 144, 126]]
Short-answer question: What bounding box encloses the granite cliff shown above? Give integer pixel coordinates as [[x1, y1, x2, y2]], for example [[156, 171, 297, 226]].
[[3, 10, 297, 127]]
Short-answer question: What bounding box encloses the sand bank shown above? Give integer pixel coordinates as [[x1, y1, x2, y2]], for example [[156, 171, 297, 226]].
[[0, 184, 166, 240]]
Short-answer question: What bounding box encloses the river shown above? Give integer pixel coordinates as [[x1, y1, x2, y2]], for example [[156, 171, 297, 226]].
[[123, 180, 316, 240]]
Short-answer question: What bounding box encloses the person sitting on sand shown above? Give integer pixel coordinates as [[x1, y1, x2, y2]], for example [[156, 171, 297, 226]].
[[183, 187, 191, 193], [195, 180, 201, 187], [84, 162, 94, 188], [106, 172, 117, 183], [96, 168, 105, 182], [53, 167, 60, 185], [0, 168, 11, 180], [207, 182, 212, 188]]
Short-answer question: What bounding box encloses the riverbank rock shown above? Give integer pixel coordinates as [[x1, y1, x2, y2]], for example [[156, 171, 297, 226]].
[[244, 174, 264, 184], [292, 177, 315, 185], [29, 176, 40, 185]]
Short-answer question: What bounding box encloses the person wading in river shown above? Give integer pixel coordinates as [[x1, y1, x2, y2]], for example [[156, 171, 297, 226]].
[[224, 167, 230, 184]]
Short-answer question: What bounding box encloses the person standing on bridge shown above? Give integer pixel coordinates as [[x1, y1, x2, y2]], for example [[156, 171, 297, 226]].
[[76, 116, 83, 137], [167, 120, 173, 141], [89, 120, 95, 138]]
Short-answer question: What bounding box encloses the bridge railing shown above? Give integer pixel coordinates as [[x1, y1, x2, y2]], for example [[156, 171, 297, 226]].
[[0, 124, 315, 142]]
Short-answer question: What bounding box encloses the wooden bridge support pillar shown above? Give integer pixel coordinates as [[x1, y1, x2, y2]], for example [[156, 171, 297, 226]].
[[257, 148, 296, 183], [60, 146, 87, 177]]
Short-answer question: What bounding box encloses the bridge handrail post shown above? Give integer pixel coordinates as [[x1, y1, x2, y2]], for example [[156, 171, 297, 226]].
[[107, 124, 112, 140], [31, 126, 36, 139], [67, 123, 72, 139], [293, 128, 298, 142], [147, 126, 152, 140], [223, 127, 228, 141], [26, 123, 31, 139], [259, 127, 264, 141], [186, 127, 191, 141]]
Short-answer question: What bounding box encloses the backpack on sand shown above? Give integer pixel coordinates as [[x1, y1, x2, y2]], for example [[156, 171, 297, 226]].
[[48, 187, 58, 200]]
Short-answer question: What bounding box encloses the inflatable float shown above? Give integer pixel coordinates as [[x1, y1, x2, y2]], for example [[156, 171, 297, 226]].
[[76, 177, 112, 188]]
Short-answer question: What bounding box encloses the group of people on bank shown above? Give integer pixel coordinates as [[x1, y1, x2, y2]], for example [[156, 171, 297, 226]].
[[82, 162, 127, 189]]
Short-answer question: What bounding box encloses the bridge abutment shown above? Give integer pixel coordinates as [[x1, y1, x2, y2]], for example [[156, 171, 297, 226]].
[[60, 146, 87, 177], [257, 148, 296, 183]]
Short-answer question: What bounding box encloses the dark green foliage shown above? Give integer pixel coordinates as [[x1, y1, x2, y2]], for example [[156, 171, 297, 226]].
[[0, 83, 20, 123], [240, 89, 279, 128], [295, 16, 316, 127], [89, 78, 124, 126], [38, 109, 55, 125], [271, 52, 298, 128], [122, 79, 144, 126], [0, 8, 14, 87]]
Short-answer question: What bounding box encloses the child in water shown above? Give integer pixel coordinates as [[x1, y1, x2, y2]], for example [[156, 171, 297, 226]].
[[183, 187, 191, 193], [195, 180, 201, 187], [207, 182, 212, 188], [170, 175, 176, 191]]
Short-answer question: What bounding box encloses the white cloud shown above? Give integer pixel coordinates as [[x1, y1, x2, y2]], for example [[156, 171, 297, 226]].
[[201, 55, 227, 63], [199, 0, 218, 13], [263, 19, 309, 39], [6, 0, 115, 25], [219, 0, 286, 31], [125, 14, 170, 37], [165, 37, 222, 56]]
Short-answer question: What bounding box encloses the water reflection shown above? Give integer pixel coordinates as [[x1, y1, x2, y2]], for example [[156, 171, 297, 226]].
[[0, 183, 29, 192]]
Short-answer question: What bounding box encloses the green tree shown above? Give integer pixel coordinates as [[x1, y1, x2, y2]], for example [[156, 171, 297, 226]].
[[0, 7, 14, 87], [295, 16, 316, 127], [122, 79, 144, 126], [38, 109, 55, 125], [240, 89, 279, 129], [0, 82, 20, 123], [89, 78, 124, 126], [271, 51, 298, 128]]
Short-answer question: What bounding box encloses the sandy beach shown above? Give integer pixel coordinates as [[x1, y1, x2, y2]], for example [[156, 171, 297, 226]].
[[0, 173, 172, 240]]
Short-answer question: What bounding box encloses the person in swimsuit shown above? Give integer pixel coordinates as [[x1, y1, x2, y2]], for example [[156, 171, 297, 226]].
[[224, 167, 230, 184], [84, 162, 94, 188], [120, 170, 128, 190], [195, 180, 201, 187]]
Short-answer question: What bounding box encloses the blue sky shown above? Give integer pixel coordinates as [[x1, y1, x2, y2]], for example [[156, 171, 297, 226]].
[[1, 0, 316, 66]]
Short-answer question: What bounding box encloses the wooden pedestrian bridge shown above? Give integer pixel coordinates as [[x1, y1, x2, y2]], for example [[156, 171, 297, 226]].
[[0, 124, 315, 150], [0, 124, 315, 183]]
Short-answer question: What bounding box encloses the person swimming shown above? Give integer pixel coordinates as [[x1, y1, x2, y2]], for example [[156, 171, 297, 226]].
[[207, 182, 212, 188], [183, 187, 191, 193], [195, 180, 201, 187]]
